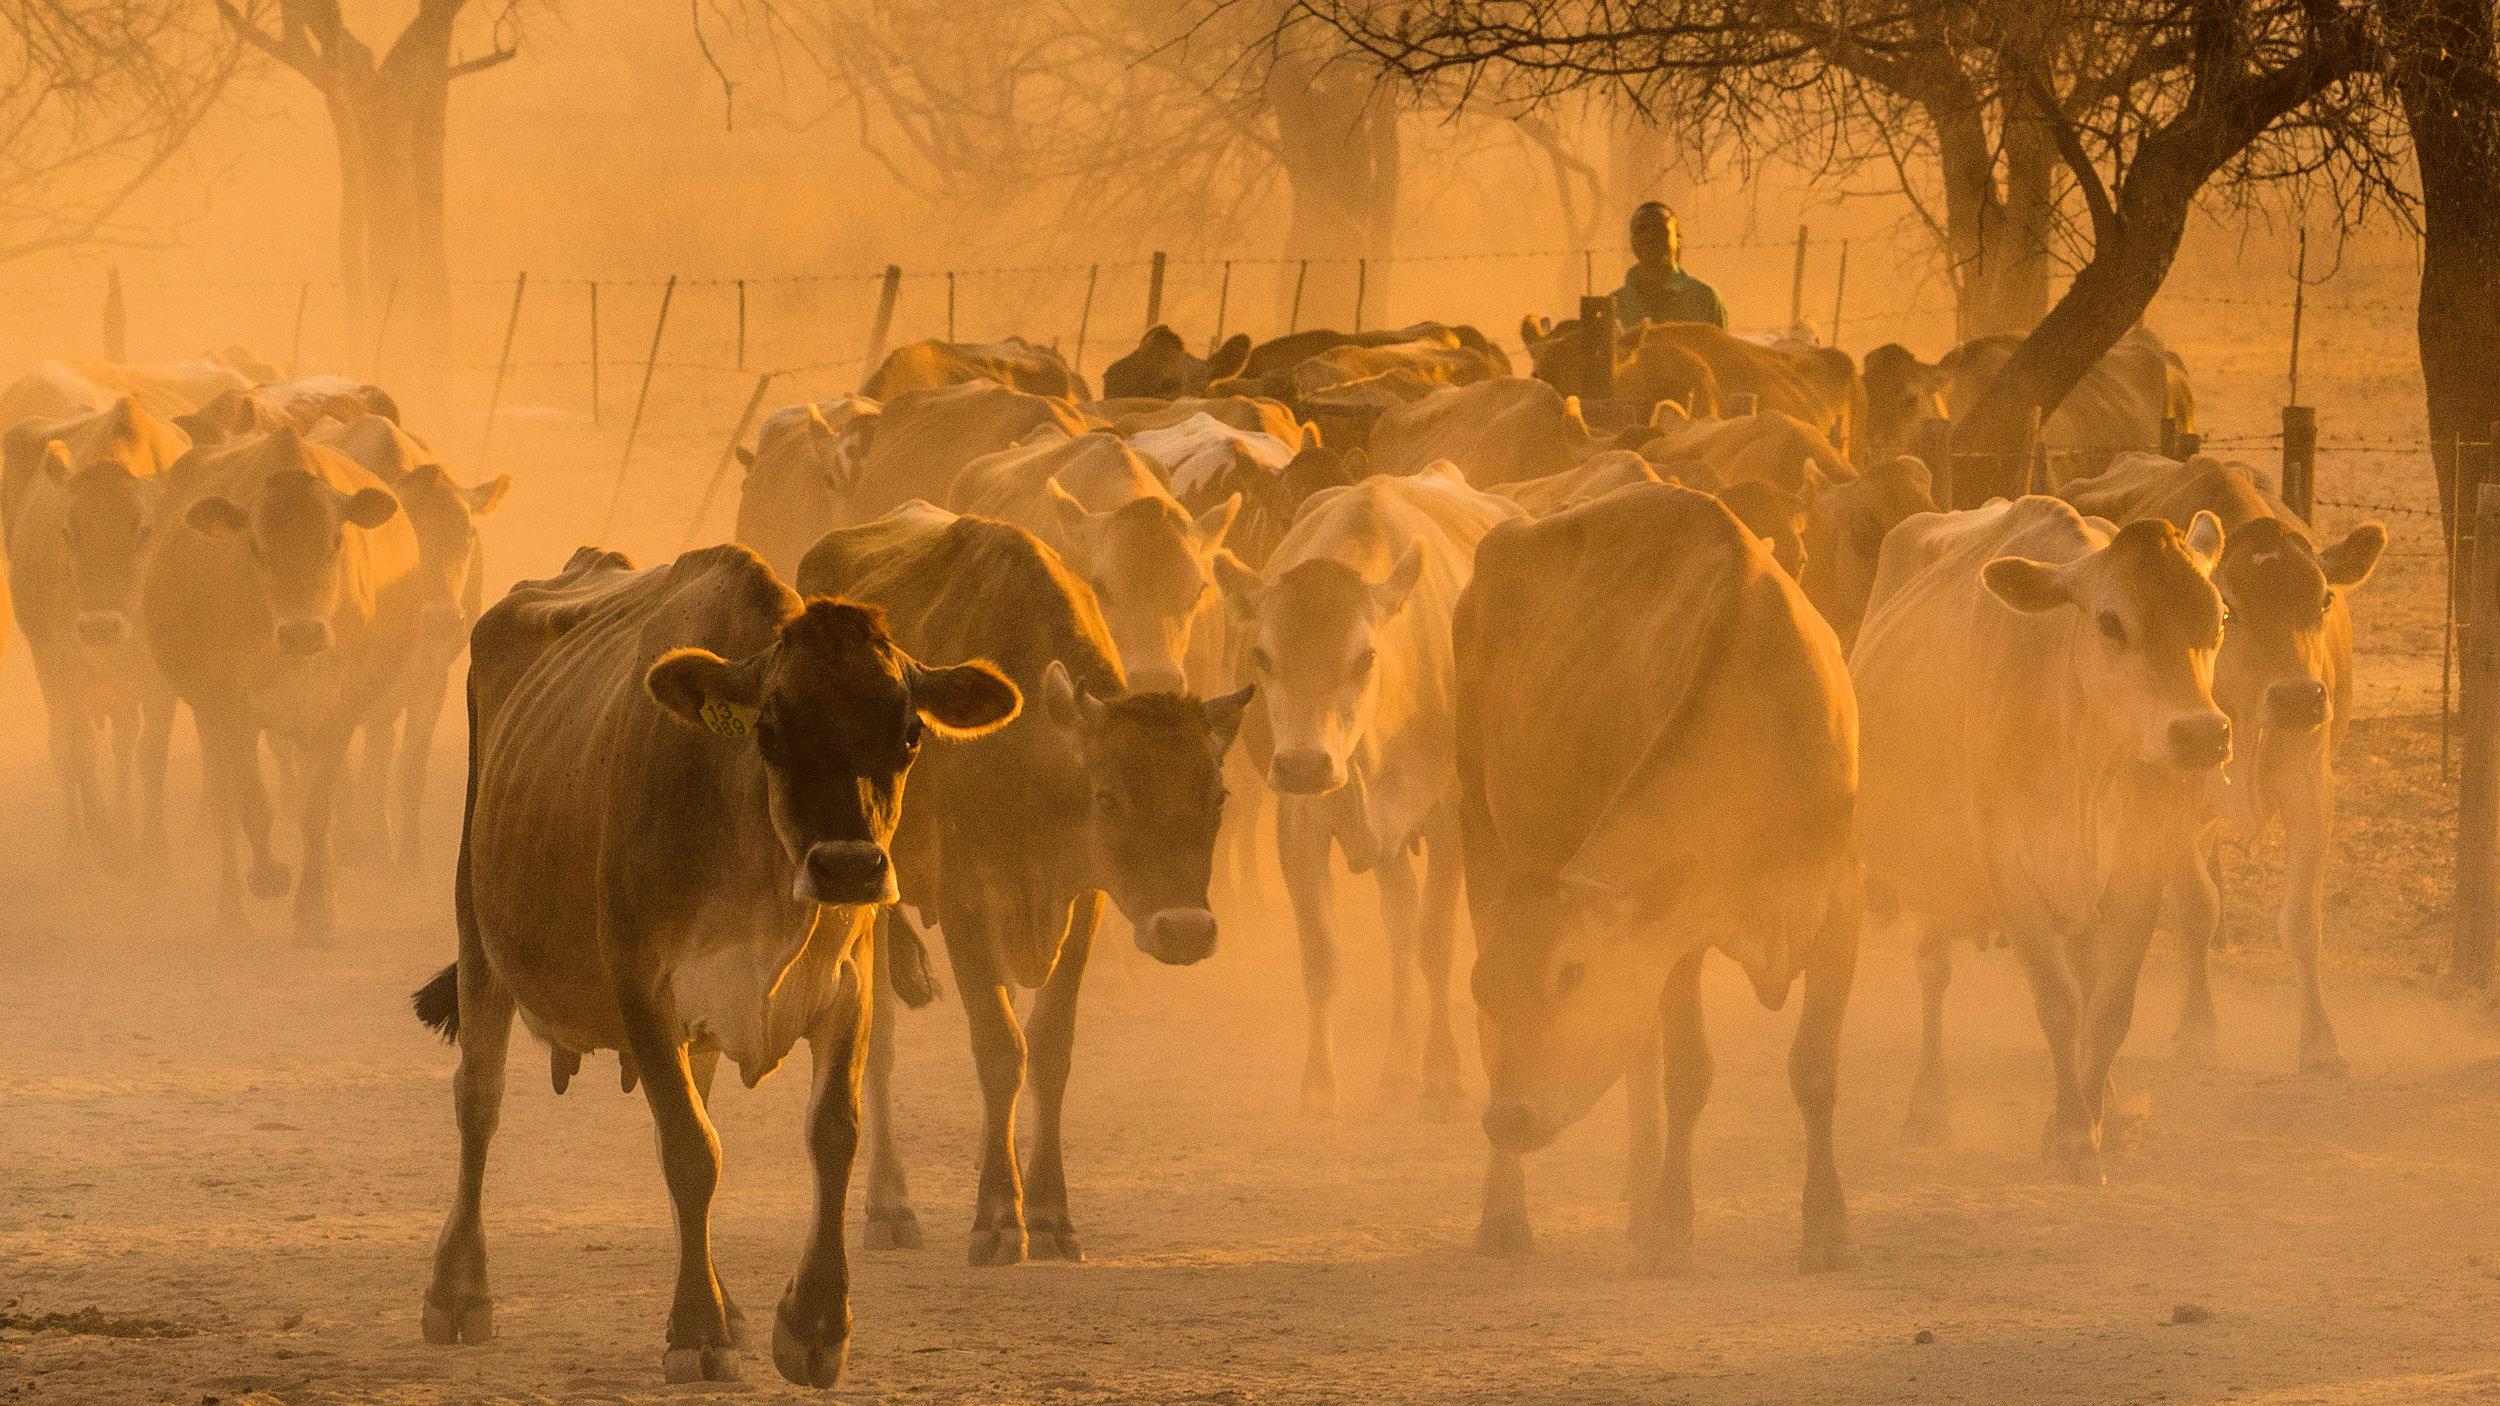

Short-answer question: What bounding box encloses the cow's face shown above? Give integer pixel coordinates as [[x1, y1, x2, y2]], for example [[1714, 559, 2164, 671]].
[[1803, 455, 1936, 648], [646, 599, 1020, 907], [387, 464, 509, 640], [1101, 327, 1251, 401], [1859, 344, 1950, 461], [187, 465, 401, 658], [1986, 513, 2231, 770], [1472, 876, 1676, 1153], [1223, 547, 1420, 796], [2211, 515, 2384, 740], [44, 445, 156, 649], [1055, 485, 1239, 694], [1042, 662, 1251, 964]]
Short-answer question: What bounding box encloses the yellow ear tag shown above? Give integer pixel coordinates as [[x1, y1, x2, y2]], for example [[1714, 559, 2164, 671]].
[[700, 699, 759, 740]]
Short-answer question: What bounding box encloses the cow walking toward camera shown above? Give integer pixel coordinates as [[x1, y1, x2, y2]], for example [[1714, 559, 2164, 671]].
[[415, 543, 1019, 1388]]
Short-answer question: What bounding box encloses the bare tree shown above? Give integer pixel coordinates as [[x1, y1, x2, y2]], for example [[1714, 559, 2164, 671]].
[[0, 2, 237, 266], [214, 0, 519, 366]]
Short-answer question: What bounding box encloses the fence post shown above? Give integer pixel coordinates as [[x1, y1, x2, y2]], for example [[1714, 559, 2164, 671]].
[[1916, 418, 1956, 511], [2281, 404, 2317, 522], [588, 280, 602, 425], [103, 266, 127, 361], [1575, 294, 1616, 401], [2160, 415, 2181, 460], [1145, 251, 1167, 330], [2454, 480, 2500, 987], [476, 271, 528, 473], [1073, 263, 1100, 373], [1826, 241, 1849, 351], [1289, 260, 1309, 333], [862, 264, 902, 376], [1583, 248, 1595, 298], [288, 282, 311, 374], [1787, 223, 1809, 330], [1213, 260, 1233, 345], [2017, 405, 2043, 500], [945, 271, 957, 343], [1354, 258, 1369, 333], [2287, 225, 2309, 409], [370, 276, 401, 385], [736, 278, 748, 371], [598, 273, 678, 542], [681, 371, 779, 554]]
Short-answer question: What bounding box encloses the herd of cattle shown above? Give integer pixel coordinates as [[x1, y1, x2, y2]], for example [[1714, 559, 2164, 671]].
[[0, 312, 2388, 1388]]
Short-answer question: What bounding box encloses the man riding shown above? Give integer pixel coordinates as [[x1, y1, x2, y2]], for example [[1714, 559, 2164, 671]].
[[1612, 202, 1727, 329]]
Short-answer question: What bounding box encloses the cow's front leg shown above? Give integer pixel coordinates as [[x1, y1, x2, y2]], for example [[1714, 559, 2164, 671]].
[[2012, 933, 2096, 1184], [137, 687, 175, 859], [423, 954, 515, 1347], [1634, 955, 1709, 1277], [1624, 1022, 1663, 1245], [1373, 839, 1422, 1105], [106, 700, 139, 855], [340, 703, 396, 866], [775, 951, 869, 1389], [199, 710, 286, 929], [941, 916, 1028, 1266], [397, 662, 457, 865], [2276, 757, 2345, 1075], [1023, 892, 1100, 1261], [860, 910, 924, 1250], [1793, 890, 1858, 1271], [291, 727, 353, 946], [1277, 797, 1340, 1116], [1476, 1145, 1531, 1256], [2077, 892, 2160, 1166], [2170, 827, 2224, 1067], [1902, 925, 1954, 1145], [1415, 817, 1466, 1109], [618, 988, 738, 1382]]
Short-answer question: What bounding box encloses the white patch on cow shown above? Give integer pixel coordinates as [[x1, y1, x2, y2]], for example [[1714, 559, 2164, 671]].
[[1128, 412, 1294, 500]]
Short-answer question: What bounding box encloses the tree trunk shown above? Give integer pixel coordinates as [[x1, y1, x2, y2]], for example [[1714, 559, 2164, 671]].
[[1930, 88, 2055, 341], [1269, 58, 1400, 331], [2397, 0, 2500, 549]]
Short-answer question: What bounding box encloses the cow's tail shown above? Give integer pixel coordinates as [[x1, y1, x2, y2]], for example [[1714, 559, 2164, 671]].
[[413, 963, 460, 1042]]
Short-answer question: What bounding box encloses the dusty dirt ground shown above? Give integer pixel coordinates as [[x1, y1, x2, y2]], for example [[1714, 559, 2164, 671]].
[[10, 261, 2500, 1405]]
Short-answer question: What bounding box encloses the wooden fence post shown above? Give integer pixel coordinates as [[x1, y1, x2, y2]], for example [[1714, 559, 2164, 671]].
[[288, 282, 311, 374], [945, 271, 957, 343], [2454, 479, 2500, 987], [1916, 417, 1956, 511], [2287, 225, 2309, 409], [103, 266, 126, 361], [736, 278, 748, 371], [1074, 263, 1100, 373], [1145, 251, 1166, 330], [1787, 224, 1809, 330], [1827, 240, 1849, 351], [681, 371, 779, 554], [1213, 260, 1233, 345], [370, 276, 401, 384], [1354, 258, 1369, 333], [1288, 260, 1309, 333], [588, 280, 602, 425], [861, 264, 902, 377], [1575, 294, 1616, 402], [1583, 249, 1595, 298], [598, 273, 678, 542], [476, 271, 528, 472], [2281, 405, 2317, 522]]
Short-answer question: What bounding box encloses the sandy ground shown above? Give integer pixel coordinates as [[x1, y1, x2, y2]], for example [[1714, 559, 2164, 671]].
[[9, 257, 2500, 1404]]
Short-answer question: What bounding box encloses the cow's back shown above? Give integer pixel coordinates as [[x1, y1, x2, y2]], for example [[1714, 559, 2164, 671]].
[[849, 382, 1089, 523]]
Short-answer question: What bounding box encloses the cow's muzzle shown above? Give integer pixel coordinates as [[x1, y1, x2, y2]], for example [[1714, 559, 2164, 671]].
[[2266, 679, 2329, 732], [1269, 747, 1343, 796], [2167, 712, 2232, 771], [796, 840, 898, 907], [74, 611, 130, 649], [1482, 1101, 1558, 1154], [276, 619, 334, 658], [1136, 907, 1218, 965]]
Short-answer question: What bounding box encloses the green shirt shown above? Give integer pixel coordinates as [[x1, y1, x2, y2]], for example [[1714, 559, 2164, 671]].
[[1613, 266, 1728, 329]]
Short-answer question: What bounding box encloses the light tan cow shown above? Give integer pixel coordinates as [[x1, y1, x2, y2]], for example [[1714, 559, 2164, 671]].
[[862, 337, 1087, 401], [2062, 453, 2386, 1073], [844, 380, 1092, 524], [1217, 462, 1520, 1113], [1525, 318, 1866, 464], [731, 397, 880, 578], [140, 428, 424, 943], [1494, 449, 1661, 517], [1854, 496, 2232, 1181], [1455, 482, 1859, 1272], [413, 543, 1020, 1388], [313, 414, 512, 861], [1366, 377, 1604, 486], [0, 347, 272, 432], [1861, 325, 2195, 483], [950, 429, 1238, 693], [2, 399, 192, 858], [1798, 455, 1940, 650]]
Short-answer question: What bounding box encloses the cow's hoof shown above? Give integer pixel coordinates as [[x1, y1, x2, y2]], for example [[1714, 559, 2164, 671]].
[[1027, 1220, 1084, 1262], [863, 1208, 924, 1250], [968, 1225, 1026, 1267], [1901, 1103, 1950, 1147], [663, 1346, 742, 1383], [1475, 1213, 1533, 1257], [248, 859, 293, 900], [1799, 1238, 1856, 1273], [420, 1289, 491, 1346], [2043, 1125, 2104, 1186], [772, 1290, 849, 1389]]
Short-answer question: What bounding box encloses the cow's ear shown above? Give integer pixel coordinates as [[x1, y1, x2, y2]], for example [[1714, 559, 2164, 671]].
[[1982, 556, 2071, 614], [1214, 550, 1263, 620], [342, 486, 401, 530], [735, 445, 755, 468], [1207, 333, 1252, 381], [1519, 315, 1543, 348], [2184, 510, 2224, 573], [908, 658, 1022, 739], [40, 439, 71, 484], [1045, 477, 1094, 533], [187, 495, 248, 538], [1040, 658, 1106, 732], [1369, 544, 1422, 620], [1880, 454, 1934, 504], [1203, 684, 1255, 759], [464, 474, 512, 517], [646, 647, 763, 736], [2319, 521, 2387, 589], [1195, 492, 1241, 552]]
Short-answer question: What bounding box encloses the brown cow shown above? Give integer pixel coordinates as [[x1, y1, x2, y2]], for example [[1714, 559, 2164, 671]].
[[1495, 449, 1662, 517], [1366, 377, 1603, 486], [313, 413, 512, 861], [1456, 482, 1859, 1272], [2, 398, 192, 858], [949, 429, 1239, 693], [1798, 454, 1939, 649], [414, 542, 1020, 1388], [1855, 497, 2231, 1180], [1100, 325, 1254, 400], [845, 381, 1092, 524], [731, 397, 879, 578], [2062, 453, 2386, 1073], [862, 337, 1087, 401], [1861, 325, 2195, 483], [796, 504, 1251, 1265], [140, 428, 423, 942], [1525, 317, 1866, 464]]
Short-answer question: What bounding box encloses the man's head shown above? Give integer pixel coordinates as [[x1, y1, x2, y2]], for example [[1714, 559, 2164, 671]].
[[1630, 202, 1680, 267]]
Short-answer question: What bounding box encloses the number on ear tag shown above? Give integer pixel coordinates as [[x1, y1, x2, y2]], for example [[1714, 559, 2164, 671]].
[[700, 699, 758, 739]]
